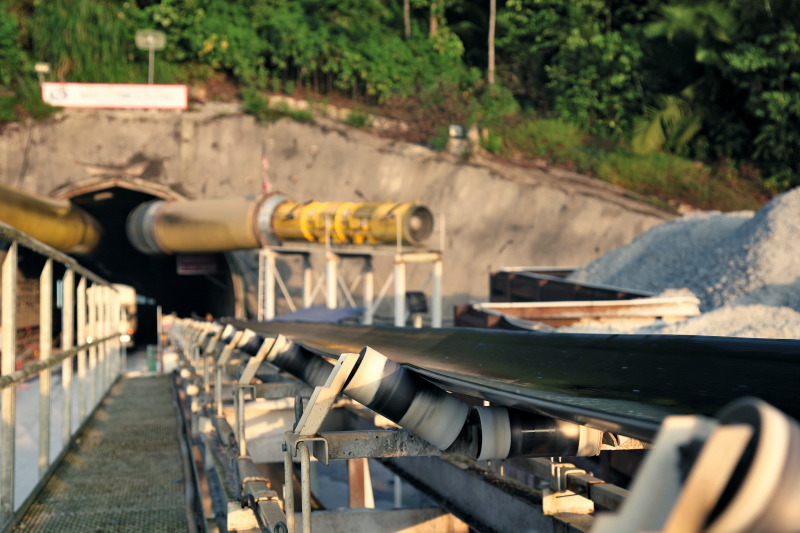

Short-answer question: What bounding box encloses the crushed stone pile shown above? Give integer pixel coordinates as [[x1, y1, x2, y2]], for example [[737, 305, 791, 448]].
[[569, 187, 800, 312], [563, 187, 800, 338]]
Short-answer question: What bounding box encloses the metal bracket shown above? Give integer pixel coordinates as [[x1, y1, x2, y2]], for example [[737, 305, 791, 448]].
[[293, 352, 360, 438]]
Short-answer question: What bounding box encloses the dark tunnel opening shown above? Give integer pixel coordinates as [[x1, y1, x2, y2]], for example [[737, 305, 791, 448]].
[[66, 186, 237, 345]]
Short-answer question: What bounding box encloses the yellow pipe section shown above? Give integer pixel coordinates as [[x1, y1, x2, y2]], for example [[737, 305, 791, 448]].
[[126, 193, 434, 254], [0, 184, 101, 254], [272, 200, 433, 246]]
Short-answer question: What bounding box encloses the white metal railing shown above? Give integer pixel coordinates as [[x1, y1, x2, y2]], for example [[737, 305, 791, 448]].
[[0, 222, 123, 529]]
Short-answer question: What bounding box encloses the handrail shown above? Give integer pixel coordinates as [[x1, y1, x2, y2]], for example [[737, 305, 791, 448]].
[[0, 222, 112, 288], [0, 334, 118, 391], [1, 222, 124, 530]]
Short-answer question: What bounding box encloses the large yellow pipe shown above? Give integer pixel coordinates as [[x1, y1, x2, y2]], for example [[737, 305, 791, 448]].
[[0, 184, 101, 254], [126, 193, 434, 254]]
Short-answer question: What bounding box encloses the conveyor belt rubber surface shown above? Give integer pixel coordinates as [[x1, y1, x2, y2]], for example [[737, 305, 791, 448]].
[[230, 320, 800, 441], [14, 375, 188, 532]]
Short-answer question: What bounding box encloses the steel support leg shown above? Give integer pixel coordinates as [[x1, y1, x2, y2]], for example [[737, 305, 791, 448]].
[[432, 259, 443, 328], [39, 258, 53, 477], [302, 254, 313, 309], [1, 242, 18, 525], [326, 254, 337, 310], [394, 259, 406, 327], [363, 257, 374, 325]]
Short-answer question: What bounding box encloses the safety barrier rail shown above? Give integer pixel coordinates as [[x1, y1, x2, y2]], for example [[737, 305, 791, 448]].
[[0, 221, 123, 530]]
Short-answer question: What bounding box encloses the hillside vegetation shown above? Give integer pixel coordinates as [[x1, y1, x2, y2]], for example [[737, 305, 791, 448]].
[[2, 0, 798, 211]]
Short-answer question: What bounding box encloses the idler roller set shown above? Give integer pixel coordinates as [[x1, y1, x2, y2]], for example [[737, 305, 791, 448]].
[[222, 325, 604, 458], [343, 347, 470, 450], [471, 406, 603, 460]]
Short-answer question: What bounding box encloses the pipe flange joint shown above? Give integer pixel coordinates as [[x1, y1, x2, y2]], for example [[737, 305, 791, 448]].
[[256, 194, 289, 247]]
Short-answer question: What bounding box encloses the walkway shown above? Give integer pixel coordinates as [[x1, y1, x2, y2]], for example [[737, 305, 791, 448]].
[[13, 375, 189, 532]]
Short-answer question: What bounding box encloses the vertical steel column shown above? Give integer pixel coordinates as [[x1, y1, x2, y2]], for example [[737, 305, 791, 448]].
[[236, 388, 246, 456], [61, 268, 74, 445], [257, 250, 264, 321], [432, 258, 443, 328], [363, 257, 374, 326], [394, 257, 406, 327], [77, 277, 87, 420], [394, 474, 403, 508], [348, 458, 375, 509], [326, 253, 337, 310], [1, 242, 18, 525], [299, 442, 312, 533], [38, 258, 53, 478], [284, 446, 295, 533], [265, 250, 276, 320], [87, 285, 97, 408], [302, 254, 313, 309]]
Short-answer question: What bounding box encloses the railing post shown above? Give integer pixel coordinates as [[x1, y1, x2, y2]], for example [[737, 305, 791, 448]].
[[97, 286, 106, 396], [103, 286, 111, 391], [62, 268, 75, 446], [1, 241, 18, 525], [38, 258, 53, 478], [77, 277, 87, 420], [88, 285, 97, 409]]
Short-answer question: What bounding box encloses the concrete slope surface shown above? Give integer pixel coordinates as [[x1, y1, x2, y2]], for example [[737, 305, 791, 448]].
[[0, 104, 671, 318]]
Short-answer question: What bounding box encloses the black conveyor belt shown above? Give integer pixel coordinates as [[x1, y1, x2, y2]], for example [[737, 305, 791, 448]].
[[228, 319, 800, 441]]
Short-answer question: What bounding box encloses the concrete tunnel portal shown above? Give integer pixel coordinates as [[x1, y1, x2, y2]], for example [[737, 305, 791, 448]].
[[56, 181, 238, 344]]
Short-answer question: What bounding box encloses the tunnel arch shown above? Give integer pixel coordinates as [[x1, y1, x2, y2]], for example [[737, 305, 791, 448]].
[[51, 178, 241, 344]]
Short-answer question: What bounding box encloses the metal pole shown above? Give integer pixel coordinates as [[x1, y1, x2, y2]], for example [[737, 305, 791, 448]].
[[363, 257, 374, 325], [157, 305, 162, 371], [284, 445, 295, 533], [1, 242, 18, 525], [266, 250, 276, 320], [237, 388, 246, 456], [258, 250, 265, 322], [77, 277, 87, 420], [326, 254, 337, 310], [88, 285, 97, 408], [98, 286, 107, 394], [394, 258, 406, 327], [38, 258, 53, 477], [105, 287, 113, 387], [394, 474, 403, 508], [148, 43, 155, 84], [61, 268, 74, 445], [302, 254, 312, 309], [299, 442, 311, 533], [432, 258, 443, 328]]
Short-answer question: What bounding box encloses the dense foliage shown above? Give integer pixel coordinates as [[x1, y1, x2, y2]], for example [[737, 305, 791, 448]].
[[0, 0, 797, 202]]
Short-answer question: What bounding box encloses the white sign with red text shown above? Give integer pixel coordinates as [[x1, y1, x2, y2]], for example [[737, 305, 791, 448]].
[[41, 82, 187, 110]]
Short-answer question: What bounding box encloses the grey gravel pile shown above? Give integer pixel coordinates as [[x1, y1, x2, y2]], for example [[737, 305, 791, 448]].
[[563, 187, 800, 338], [569, 187, 800, 312]]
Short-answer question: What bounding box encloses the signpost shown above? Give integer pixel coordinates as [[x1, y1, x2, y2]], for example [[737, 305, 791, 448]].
[[135, 29, 166, 84]]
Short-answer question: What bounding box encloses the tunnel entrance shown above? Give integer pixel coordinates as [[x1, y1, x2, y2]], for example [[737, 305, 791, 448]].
[[57, 182, 237, 345]]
